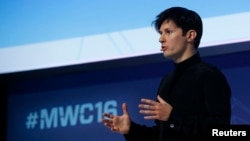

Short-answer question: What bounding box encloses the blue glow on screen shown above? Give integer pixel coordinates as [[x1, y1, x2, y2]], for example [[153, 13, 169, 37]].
[[7, 64, 250, 141], [7, 77, 159, 141], [1, 0, 250, 47]]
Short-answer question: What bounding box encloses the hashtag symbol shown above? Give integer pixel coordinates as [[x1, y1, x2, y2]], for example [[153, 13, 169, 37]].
[[26, 112, 39, 129]]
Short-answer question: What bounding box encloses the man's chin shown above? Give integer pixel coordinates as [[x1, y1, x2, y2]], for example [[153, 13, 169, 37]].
[[163, 53, 171, 58]]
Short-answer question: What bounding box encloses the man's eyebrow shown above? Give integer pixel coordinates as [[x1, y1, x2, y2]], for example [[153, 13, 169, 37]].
[[160, 27, 171, 32]]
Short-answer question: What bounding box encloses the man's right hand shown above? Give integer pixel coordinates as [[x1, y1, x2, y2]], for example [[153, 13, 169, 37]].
[[101, 103, 131, 134]]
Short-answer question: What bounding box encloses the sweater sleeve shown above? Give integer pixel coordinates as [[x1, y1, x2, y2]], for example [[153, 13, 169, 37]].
[[202, 69, 231, 125], [123, 121, 159, 141]]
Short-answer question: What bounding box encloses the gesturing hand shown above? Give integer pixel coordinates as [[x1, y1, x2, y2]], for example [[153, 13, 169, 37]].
[[101, 103, 131, 134], [139, 95, 173, 121]]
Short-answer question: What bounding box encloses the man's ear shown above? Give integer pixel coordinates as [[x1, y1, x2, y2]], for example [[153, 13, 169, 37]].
[[186, 30, 197, 43]]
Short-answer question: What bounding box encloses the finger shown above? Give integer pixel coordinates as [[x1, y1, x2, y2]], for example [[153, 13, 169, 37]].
[[103, 113, 113, 119], [157, 95, 167, 104], [111, 127, 119, 132], [141, 98, 158, 105], [101, 118, 112, 124], [144, 115, 157, 120], [102, 120, 113, 128], [122, 103, 128, 115], [139, 110, 157, 115], [138, 104, 155, 110], [104, 122, 112, 128]]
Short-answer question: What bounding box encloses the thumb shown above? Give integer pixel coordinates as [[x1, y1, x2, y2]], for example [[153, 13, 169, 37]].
[[122, 103, 129, 115], [157, 95, 167, 104]]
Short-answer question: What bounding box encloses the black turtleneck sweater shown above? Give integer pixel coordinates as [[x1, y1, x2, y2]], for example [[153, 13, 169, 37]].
[[124, 52, 231, 141]]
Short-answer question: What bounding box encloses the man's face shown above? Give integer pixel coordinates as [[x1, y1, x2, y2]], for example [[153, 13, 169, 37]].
[[159, 20, 189, 63]]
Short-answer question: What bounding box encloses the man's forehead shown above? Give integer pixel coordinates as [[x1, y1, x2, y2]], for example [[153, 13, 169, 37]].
[[160, 19, 177, 28]]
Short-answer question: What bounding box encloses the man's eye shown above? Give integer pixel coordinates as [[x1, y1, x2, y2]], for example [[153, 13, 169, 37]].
[[166, 30, 172, 34]]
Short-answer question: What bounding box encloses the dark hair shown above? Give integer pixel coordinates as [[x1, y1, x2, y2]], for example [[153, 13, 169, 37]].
[[152, 7, 203, 49]]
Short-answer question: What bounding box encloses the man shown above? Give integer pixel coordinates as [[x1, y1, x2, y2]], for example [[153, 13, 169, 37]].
[[102, 7, 231, 140]]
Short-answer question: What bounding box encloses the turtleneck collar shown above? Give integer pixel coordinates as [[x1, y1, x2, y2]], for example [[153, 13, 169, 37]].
[[174, 52, 201, 72]]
